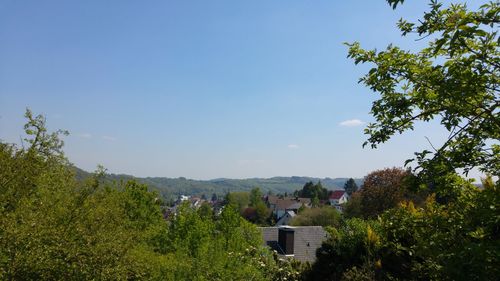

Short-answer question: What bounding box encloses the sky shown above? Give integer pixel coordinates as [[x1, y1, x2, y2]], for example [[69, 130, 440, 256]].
[[0, 0, 482, 180]]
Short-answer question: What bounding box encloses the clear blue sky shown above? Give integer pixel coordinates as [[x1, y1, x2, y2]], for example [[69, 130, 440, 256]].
[[0, 0, 479, 179]]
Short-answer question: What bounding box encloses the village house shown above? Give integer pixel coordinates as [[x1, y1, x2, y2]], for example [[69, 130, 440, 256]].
[[328, 190, 349, 212], [275, 210, 296, 226], [265, 195, 311, 220], [259, 226, 329, 263]]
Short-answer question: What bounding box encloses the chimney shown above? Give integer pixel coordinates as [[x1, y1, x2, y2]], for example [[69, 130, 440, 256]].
[[278, 227, 294, 255]]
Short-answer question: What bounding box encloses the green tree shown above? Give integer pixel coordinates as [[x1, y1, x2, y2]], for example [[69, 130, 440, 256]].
[[311, 196, 320, 208], [1, 110, 299, 280], [0, 110, 172, 280], [377, 179, 499, 280], [165, 203, 277, 280], [249, 187, 263, 207], [309, 176, 500, 280], [346, 0, 500, 180], [308, 1, 500, 279], [198, 201, 213, 218], [224, 191, 250, 212], [344, 178, 358, 196], [305, 218, 382, 281], [308, 1, 500, 280], [342, 191, 363, 219], [297, 181, 328, 200], [239, 187, 270, 225], [290, 206, 341, 227]]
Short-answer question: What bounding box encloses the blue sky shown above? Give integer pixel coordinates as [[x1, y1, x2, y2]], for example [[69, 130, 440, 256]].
[[0, 0, 477, 179]]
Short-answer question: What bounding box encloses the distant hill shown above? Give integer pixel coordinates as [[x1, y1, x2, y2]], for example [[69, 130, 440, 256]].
[[73, 167, 363, 201]]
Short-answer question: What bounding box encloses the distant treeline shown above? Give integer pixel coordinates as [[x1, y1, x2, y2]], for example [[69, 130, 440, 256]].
[[74, 167, 362, 201]]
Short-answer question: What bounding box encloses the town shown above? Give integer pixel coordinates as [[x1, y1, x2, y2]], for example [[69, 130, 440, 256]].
[[1, 0, 498, 280]]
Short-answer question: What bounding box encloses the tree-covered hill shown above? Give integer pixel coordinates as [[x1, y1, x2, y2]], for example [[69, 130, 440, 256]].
[[74, 167, 362, 200]]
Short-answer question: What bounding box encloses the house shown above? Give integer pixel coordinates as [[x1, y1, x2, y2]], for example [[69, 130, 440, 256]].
[[275, 210, 296, 226], [259, 226, 329, 263], [266, 196, 311, 220], [189, 197, 202, 208], [329, 190, 349, 212]]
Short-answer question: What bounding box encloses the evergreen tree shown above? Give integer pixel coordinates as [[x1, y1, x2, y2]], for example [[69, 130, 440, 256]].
[[344, 178, 358, 196], [211, 193, 218, 202]]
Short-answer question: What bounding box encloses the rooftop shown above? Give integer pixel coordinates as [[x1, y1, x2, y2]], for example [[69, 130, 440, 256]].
[[259, 226, 329, 263]]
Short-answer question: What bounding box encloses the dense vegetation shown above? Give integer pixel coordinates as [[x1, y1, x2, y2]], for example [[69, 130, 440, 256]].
[[76, 168, 360, 202], [290, 206, 341, 227], [1, 0, 498, 280], [0, 110, 302, 280], [293, 181, 329, 201], [307, 176, 499, 281], [226, 187, 271, 225], [307, 0, 500, 280]]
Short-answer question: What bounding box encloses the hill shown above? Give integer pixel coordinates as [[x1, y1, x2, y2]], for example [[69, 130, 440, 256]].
[[74, 167, 363, 201]]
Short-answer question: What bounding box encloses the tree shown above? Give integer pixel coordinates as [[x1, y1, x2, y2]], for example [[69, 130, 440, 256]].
[[307, 1, 500, 280], [342, 191, 363, 218], [2, 110, 300, 280], [305, 218, 382, 281], [311, 196, 320, 208], [346, 1, 500, 180], [242, 187, 270, 225], [249, 187, 263, 207], [309, 176, 500, 281], [0, 110, 171, 280], [344, 178, 358, 196], [296, 181, 328, 200], [211, 193, 218, 202], [224, 191, 250, 212], [198, 201, 213, 218], [376, 179, 500, 280], [360, 167, 411, 218], [290, 206, 341, 227]]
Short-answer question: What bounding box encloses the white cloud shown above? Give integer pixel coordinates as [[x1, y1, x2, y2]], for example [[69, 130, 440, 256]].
[[78, 133, 92, 139], [102, 135, 117, 141], [287, 144, 299, 149], [339, 119, 365, 127]]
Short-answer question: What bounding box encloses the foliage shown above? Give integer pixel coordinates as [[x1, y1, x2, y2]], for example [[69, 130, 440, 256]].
[[229, 187, 271, 225], [250, 187, 264, 207], [241, 204, 271, 226], [0, 111, 169, 280], [305, 218, 382, 281], [165, 203, 267, 280], [340, 264, 376, 281], [377, 179, 500, 280], [308, 177, 500, 281], [346, 0, 500, 178], [343, 191, 363, 218], [198, 201, 214, 218], [211, 192, 218, 202], [344, 178, 358, 196], [85, 171, 362, 202], [264, 251, 310, 281], [360, 167, 413, 218], [307, 1, 500, 280], [224, 191, 250, 212], [290, 206, 341, 227], [0, 110, 305, 280], [294, 181, 328, 200]]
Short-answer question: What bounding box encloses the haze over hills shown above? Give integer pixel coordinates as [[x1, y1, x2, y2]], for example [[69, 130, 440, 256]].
[[74, 167, 363, 201]]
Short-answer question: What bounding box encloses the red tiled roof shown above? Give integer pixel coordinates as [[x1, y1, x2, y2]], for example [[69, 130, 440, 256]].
[[329, 190, 346, 200]]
